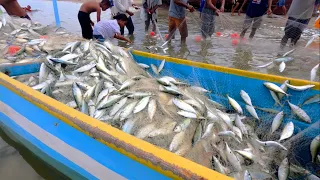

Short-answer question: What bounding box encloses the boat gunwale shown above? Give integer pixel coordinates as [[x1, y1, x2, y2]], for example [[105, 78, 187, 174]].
[[132, 50, 320, 90]]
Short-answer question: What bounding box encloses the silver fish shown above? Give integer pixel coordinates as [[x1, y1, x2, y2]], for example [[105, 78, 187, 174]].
[[234, 150, 254, 161], [133, 96, 150, 114], [244, 170, 252, 180], [218, 131, 240, 143], [301, 94, 320, 106], [169, 131, 185, 152], [137, 63, 150, 69], [240, 90, 253, 106], [278, 80, 289, 101], [148, 121, 177, 137], [310, 64, 319, 82], [72, 82, 83, 108], [212, 156, 227, 175], [227, 95, 243, 114], [190, 86, 209, 93], [120, 101, 138, 121], [279, 61, 286, 72], [74, 63, 96, 73], [122, 118, 137, 134], [118, 79, 135, 91], [279, 121, 294, 141], [256, 139, 287, 151], [192, 122, 202, 146], [97, 95, 123, 110], [274, 57, 294, 63], [271, 111, 284, 134], [81, 100, 89, 115], [158, 59, 165, 74], [174, 118, 191, 133], [160, 86, 182, 96], [245, 105, 259, 120], [235, 115, 248, 136], [225, 143, 242, 171], [151, 64, 159, 75], [135, 123, 156, 139], [83, 85, 96, 102], [148, 99, 157, 120], [254, 61, 273, 68], [264, 82, 288, 95], [288, 101, 311, 123], [88, 100, 95, 117], [109, 97, 128, 116], [202, 123, 214, 139], [285, 82, 315, 91], [96, 89, 109, 105], [278, 158, 289, 180], [310, 135, 320, 163], [172, 98, 197, 114], [282, 49, 295, 57], [177, 110, 197, 119]]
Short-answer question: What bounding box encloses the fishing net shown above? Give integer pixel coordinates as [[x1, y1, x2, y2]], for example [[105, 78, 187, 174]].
[[1, 11, 319, 180]]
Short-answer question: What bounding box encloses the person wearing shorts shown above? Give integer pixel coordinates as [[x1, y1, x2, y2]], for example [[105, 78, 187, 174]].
[[78, 0, 111, 39], [280, 0, 316, 49], [231, 0, 241, 16], [167, 0, 195, 44], [239, 0, 272, 39]]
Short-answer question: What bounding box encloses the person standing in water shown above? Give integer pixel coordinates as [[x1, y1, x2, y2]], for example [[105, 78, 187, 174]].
[[111, 0, 137, 35], [167, 0, 195, 44], [280, 0, 317, 49], [93, 14, 132, 43], [200, 0, 225, 40], [142, 0, 162, 32], [231, 0, 242, 16], [272, 0, 287, 16], [238, 0, 272, 39], [0, 0, 31, 20], [78, 0, 111, 39]]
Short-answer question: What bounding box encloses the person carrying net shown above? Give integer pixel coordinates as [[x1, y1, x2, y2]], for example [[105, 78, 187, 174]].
[[200, 0, 225, 40], [280, 0, 317, 50], [142, 0, 162, 32], [167, 0, 195, 45], [238, 0, 272, 39]]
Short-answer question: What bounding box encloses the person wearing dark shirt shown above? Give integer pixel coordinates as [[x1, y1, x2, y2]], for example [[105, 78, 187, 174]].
[[238, 0, 272, 39]]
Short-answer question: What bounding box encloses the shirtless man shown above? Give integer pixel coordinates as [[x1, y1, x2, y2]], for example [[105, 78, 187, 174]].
[[200, 0, 225, 39], [0, 0, 30, 20], [78, 0, 111, 39]]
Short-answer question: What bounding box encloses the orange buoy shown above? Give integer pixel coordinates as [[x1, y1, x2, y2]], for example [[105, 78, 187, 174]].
[[195, 35, 202, 42], [40, 35, 49, 39], [232, 39, 239, 46], [150, 31, 155, 36], [8, 46, 21, 55], [315, 16, 320, 29], [216, 32, 222, 37]]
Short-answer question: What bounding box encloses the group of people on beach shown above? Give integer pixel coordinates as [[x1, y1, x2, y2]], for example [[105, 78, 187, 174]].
[[0, 0, 319, 50], [76, 0, 318, 50]]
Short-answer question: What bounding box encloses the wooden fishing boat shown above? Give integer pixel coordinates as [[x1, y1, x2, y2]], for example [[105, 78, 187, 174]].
[[0, 50, 319, 179]]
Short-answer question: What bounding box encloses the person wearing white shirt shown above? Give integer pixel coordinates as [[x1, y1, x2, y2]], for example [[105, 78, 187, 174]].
[[111, 0, 138, 35], [93, 14, 132, 43]]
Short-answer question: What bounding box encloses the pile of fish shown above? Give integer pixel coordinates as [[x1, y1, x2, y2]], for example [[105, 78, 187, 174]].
[[14, 38, 319, 179], [1, 19, 319, 179]]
